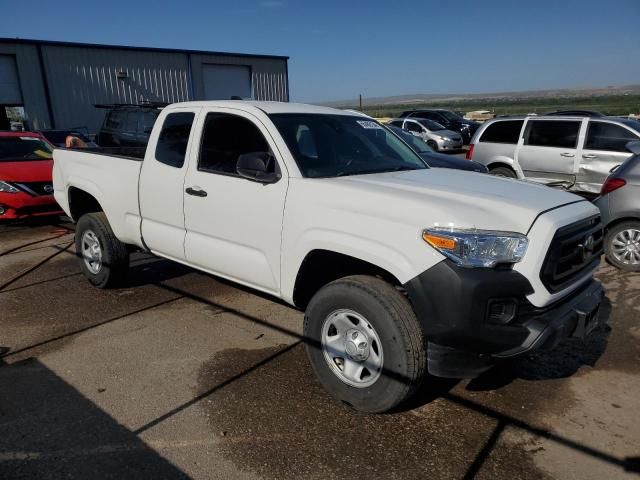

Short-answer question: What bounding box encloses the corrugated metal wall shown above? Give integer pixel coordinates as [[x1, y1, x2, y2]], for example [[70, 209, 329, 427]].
[[41, 46, 191, 132], [0, 43, 51, 129], [190, 53, 288, 103], [0, 40, 289, 133]]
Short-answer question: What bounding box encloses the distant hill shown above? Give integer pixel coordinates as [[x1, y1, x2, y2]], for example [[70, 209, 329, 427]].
[[323, 84, 640, 108]]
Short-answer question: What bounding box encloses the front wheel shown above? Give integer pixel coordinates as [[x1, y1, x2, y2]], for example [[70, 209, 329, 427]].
[[605, 221, 640, 271], [427, 140, 438, 151], [75, 212, 129, 288], [304, 275, 427, 413]]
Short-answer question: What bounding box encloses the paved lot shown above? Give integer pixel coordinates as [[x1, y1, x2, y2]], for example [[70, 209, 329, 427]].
[[1, 218, 639, 479]]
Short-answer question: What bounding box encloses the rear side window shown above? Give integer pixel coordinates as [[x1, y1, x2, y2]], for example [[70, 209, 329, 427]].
[[585, 122, 638, 152], [154, 112, 195, 168], [124, 112, 138, 133], [479, 120, 523, 144], [198, 113, 270, 175], [405, 122, 423, 133], [105, 110, 124, 129], [524, 120, 580, 149], [139, 111, 158, 135], [389, 120, 404, 127]]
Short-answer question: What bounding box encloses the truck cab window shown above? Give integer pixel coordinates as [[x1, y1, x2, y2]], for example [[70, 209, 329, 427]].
[[198, 113, 271, 175], [154, 112, 195, 168]]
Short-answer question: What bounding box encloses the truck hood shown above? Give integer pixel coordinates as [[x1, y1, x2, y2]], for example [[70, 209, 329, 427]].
[[0, 160, 54, 182], [326, 168, 583, 234]]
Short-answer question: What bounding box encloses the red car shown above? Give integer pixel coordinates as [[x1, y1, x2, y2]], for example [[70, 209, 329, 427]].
[[0, 132, 63, 220]]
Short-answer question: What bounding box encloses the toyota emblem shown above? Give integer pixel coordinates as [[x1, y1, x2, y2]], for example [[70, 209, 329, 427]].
[[581, 235, 595, 261], [44, 184, 54, 193]]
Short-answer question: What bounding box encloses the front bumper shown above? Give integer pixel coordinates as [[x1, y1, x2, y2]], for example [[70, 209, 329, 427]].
[[0, 192, 63, 220], [403, 260, 604, 378], [435, 138, 464, 151]]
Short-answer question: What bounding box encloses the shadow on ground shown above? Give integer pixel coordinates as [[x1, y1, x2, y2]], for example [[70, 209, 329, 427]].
[[0, 349, 187, 479]]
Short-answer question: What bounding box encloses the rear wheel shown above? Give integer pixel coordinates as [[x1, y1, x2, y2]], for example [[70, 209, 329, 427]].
[[304, 275, 427, 413], [75, 212, 129, 288], [605, 221, 640, 272], [489, 166, 517, 178]]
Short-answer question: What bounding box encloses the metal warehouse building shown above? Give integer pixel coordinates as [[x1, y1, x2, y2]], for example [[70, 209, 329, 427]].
[[0, 38, 289, 132]]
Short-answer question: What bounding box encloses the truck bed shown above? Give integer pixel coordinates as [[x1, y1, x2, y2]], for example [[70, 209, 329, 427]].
[[52, 148, 145, 247]]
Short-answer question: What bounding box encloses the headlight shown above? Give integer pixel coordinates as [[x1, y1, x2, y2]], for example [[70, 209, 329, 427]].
[[0, 181, 18, 193], [422, 227, 528, 268]]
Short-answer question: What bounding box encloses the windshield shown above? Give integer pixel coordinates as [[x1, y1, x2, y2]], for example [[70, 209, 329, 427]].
[[0, 137, 53, 162], [270, 114, 427, 178], [416, 119, 446, 131], [388, 126, 431, 153], [439, 111, 463, 122]]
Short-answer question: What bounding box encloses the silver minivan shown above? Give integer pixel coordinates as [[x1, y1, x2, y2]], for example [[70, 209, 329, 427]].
[[467, 116, 640, 194]]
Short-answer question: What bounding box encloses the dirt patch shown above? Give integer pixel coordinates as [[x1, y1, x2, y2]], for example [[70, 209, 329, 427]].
[[196, 344, 549, 480]]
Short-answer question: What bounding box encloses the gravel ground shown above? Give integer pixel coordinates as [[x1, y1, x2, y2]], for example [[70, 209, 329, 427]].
[[0, 218, 638, 479]]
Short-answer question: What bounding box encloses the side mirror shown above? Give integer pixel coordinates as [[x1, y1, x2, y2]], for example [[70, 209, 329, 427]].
[[236, 152, 281, 184]]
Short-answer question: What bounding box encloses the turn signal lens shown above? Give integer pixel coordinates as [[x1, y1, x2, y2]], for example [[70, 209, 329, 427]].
[[422, 232, 457, 250]]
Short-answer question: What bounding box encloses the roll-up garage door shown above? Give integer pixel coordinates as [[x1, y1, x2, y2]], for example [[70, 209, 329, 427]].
[[202, 64, 252, 100], [0, 55, 22, 105]]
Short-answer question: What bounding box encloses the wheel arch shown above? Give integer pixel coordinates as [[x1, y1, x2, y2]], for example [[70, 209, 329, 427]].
[[604, 216, 640, 232], [67, 186, 104, 221], [291, 249, 404, 309]]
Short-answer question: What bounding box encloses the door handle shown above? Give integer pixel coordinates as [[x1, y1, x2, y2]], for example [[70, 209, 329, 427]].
[[560, 152, 575, 158], [582, 154, 598, 159], [185, 187, 207, 197]]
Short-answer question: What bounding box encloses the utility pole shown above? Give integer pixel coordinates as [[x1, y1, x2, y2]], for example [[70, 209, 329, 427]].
[[359, 94, 362, 111]]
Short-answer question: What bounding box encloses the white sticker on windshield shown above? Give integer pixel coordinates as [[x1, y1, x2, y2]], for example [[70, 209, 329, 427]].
[[20, 137, 40, 141], [356, 120, 383, 129]]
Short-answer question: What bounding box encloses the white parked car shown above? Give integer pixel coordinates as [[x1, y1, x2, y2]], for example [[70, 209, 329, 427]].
[[53, 101, 604, 413], [389, 117, 464, 151]]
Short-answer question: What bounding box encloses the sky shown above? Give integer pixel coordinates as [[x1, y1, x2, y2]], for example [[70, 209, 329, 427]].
[[2, 0, 639, 102]]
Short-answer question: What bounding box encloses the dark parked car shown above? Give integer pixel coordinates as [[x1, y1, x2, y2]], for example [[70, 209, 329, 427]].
[[399, 108, 480, 144], [594, 141, 640, 271], [387, 125, 487, 173], [95, 104, 163, 148], [37, 129, 97, 148]]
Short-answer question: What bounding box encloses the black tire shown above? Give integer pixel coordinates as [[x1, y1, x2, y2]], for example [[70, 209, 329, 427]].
[[604, 220, 640, 272], [489, 166, 517, 178], [304, 275, 426, 413], [75, 212, 129, 288], [427, 140, 438, 151]]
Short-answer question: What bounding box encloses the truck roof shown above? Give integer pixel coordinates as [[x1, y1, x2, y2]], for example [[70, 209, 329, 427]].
[[165, 101, 353, 116]]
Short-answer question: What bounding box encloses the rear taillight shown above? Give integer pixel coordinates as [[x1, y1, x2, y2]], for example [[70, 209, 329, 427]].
[[601, 177, 626, 195], [465, 144, 474, 160]]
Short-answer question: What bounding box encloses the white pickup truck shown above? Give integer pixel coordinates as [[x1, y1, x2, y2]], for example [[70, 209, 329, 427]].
[[53, 101, 605, 413]]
